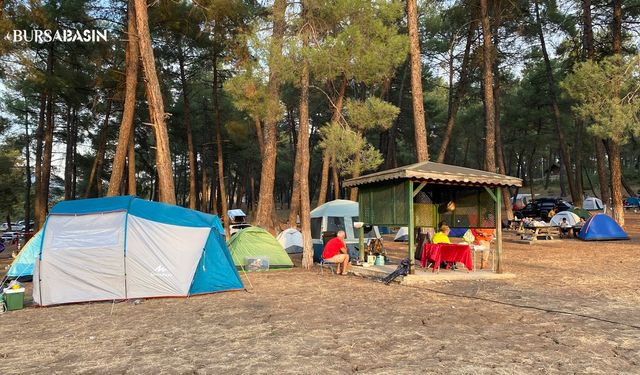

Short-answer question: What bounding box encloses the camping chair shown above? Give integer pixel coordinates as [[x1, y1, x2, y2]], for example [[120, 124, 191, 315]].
[[319, 258, 337, 275]]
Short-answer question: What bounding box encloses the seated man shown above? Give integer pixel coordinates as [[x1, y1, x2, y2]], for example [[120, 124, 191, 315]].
[[472, 229, 495, 269], [321, 230, 349, 275], [559, 217, 572, 238], [573, 217, 586, 238]]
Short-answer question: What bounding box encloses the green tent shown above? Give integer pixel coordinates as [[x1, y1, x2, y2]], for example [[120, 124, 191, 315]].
[[227, 227, 293, 270], [569, 207, 592, 220]]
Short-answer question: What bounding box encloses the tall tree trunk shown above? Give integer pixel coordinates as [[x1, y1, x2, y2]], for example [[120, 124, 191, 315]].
[[213, 57, 229, 238], [298, 9, 314, 269], [573, 119, 584, 206], [608, 141, 624, 225], [317, 78, 347, 206], [534, 0, 578, 203], [595, 140, 610, 204], [128, 130, 136, 195], [64, 105, 74, 200], [609, 0, 624, 225], [288, 113, 301, 227], [480, 0, 496, 172], [34, 93, 45, 230], [582, 0, 609, 205], [39, 42, 55, 226], [254, 119, 265, 158], [582, 0, 594, 59], [86, 96, 113, 197], [612, 0, 622, 54], [23, 98, 31, 234], [407, 0, 428, 161], [317, 151, 330, 206], [134, 0, 175, 204], [200, 159, 208, 213], [436, 21, 475, 163], [178, 40, 197, 209], [255, 0, 286, 228], [491, 15, 513, 221], [331, 155, 340, 200], [108, 0, 139, 197]]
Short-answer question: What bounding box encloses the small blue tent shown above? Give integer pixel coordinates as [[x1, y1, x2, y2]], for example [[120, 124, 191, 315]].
[[578, 214, 629, 241], [6, 230, 43, 280], [30, 196, 242, 306]]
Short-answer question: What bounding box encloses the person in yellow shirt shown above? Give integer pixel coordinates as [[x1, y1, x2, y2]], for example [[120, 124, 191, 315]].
[[432, 224, 451, 244], [431, 224, 454, 269]]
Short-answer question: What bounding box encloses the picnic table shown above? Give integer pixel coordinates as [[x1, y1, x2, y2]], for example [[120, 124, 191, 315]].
[[520, 225, 560, 241]]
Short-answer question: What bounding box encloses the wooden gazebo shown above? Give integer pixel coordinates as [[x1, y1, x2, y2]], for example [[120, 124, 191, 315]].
[[344, 161, 523, 274]]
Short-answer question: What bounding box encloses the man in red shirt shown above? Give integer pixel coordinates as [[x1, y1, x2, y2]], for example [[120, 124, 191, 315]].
[[322, 230, 349, 275]]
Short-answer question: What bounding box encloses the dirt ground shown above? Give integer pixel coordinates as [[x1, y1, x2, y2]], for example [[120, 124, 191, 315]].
[[1, 214, 639, 374]]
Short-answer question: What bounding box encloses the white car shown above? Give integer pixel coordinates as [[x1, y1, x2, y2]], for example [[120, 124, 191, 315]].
[[1, 232, 18, 242], [0, 223, 7, 231]]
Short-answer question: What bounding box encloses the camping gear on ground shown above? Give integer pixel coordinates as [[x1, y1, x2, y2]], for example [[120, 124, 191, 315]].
[[382, 258, 411, 285], [394, 227, 409, 242], [578, 214, 629, 241], [228, 227, 293, 270], [276, 228, 304, 254], [583, 197, 604, 210], [310, 200, 382, 262], [245, 256, 270, 272], [32, 196, 241, 307], [550, 211, 581, 227], [367, 254, 376, 265], [569, 207, 592, 220], [3, 285, 25, 311], [375, 255, 385, 266], [5, 230, 43, 281]]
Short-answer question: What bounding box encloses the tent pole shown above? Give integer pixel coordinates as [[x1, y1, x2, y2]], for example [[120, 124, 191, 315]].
[[408, 180, 415, 274], [495, 186, 503, 273]]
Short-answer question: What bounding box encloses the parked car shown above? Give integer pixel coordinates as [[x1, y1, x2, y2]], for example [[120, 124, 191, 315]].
[[1, 231, 19, 242], [514, 198, 572, 220]]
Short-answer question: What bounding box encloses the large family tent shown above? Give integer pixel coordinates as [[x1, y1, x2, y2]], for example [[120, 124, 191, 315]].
[[277, 228, 303, 254], [578, 214, 629, 241], [550, 211, 581, 226], [310, 200, 382, 261], [33, 196, 242, 306], [583, 197, 604, 210], [228, 227, 293, 269], [5, 230, 43, 280]]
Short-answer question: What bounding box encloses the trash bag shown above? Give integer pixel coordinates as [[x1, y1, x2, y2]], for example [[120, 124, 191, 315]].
[[382, 258, 411, 285]]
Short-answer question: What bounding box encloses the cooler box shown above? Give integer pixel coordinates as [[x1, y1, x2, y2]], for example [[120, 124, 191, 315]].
[[3, 288, 25, 311], [245, 256, 269, 272]]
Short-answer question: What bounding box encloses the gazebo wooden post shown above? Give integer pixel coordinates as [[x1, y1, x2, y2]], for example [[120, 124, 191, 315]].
[[495, 186, 503, 273], [408, 180, 415, 274]]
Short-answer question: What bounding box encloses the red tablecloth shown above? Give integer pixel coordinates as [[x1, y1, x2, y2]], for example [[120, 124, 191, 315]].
[[421, 243, 473, 272]]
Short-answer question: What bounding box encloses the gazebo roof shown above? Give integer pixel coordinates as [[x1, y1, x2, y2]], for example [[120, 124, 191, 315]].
[[344, 161, 523, 188]]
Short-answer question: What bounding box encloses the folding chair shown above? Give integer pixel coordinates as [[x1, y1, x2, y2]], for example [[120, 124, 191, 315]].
[[319, 259, 337, 275]]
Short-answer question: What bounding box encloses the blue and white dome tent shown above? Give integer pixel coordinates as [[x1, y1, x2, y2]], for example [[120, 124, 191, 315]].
[[32, 196, 242, 306]]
